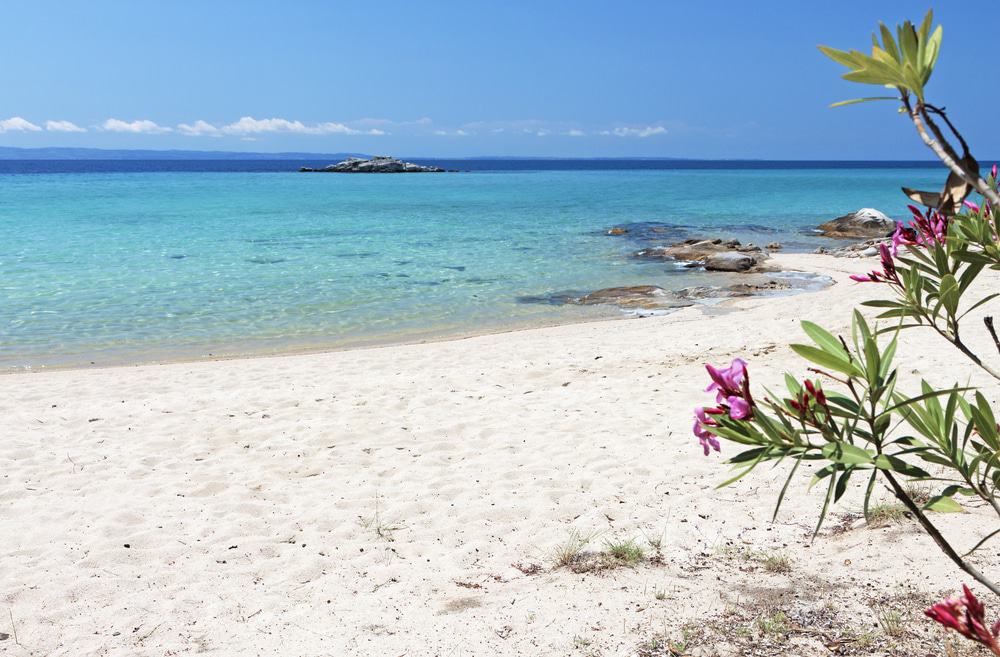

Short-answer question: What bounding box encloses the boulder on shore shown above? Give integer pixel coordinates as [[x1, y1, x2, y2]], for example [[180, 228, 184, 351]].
[[815, 237, 891, 258], [817, 208, 894, 238], [300, 156, 445, 173]]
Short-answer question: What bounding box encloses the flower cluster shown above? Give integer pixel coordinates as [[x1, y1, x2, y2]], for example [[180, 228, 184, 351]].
[[926, 585, 1000, 654], [788, 379, 829, 418], [891, 205, 949, 255], [693, 358, 755, 455], [849, 242, 901, 285]]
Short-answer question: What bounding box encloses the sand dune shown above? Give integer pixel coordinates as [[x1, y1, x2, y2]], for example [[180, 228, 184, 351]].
[[3, 252, 999, 656]]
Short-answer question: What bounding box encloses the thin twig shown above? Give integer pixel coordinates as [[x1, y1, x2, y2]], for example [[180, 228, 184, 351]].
[[902, 95, 1000, 208], [883, 470, 1000, 597], [963, 527, 1000, 558], [7, 609, 17, 646], [913, 303, 1000, 381], [924, 104, 970, 157], [985, 317, 1000, 358]]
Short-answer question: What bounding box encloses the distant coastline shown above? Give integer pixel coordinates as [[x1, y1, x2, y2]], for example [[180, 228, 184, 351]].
[[0, 156, 958, 176], [0, 145, 960, 167]]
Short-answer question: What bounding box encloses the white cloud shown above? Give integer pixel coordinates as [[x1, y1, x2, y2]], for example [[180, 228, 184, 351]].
[[219, 116, 381, 136], [45, 120, 86, 133], [565, 129, 586, 137], [355, 116, 431, 128], [603, 125, 667, 138], [173, 117, 386, 137], [177, 120, 222, 137], [102, 118, 172, 134], [433, 129, 471, 137], [0, 116, 42, 132]]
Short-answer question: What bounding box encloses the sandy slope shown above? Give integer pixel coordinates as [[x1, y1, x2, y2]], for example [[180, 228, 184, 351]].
[[2, 253, 999, 656]]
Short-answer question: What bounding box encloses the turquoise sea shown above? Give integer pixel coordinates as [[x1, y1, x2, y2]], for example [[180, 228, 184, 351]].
[[0, 161, 944, 369]]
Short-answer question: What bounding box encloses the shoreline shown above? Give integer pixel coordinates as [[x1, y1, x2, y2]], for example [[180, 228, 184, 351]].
[[3, 253, 845, 375], [6, 250, 1000, 655]]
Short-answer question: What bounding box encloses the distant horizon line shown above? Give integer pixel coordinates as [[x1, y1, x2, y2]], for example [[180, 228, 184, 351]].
[[0, 145, 954, 162]]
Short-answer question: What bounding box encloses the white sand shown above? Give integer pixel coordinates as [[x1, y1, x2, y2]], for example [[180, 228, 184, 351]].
[[3, 253, 999, 656]]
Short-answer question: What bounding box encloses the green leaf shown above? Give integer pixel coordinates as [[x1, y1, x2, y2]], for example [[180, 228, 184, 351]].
[[873, 454, 930, 478], [834, 467, 854, 503], [924, 25, 943, 73], [863, 469, 878, 522], [814, 467, 839, 539], [772, 457, 803, 522], [822, 442, 873, 465], [790, 344, 859, 377], [882, 386, 972, 418], [863, 333, 881, 388], [862, 299, 906, 308], [879, 337, 898, 379], [818, 45, 867, 69], [898, 21, 919, 64], [958, 293, 999, 320], [802, 320, 848, 356], [924, 496, 963, 513], [878, 23, 901, 62], [829, 96, 899, 108]]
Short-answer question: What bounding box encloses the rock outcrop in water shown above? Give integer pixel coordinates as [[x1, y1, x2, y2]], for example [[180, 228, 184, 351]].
[[299, 156, 445, 173], [816, 208, 894, 238], [633, 238, 773, 272], [518, 279, 807, 314]]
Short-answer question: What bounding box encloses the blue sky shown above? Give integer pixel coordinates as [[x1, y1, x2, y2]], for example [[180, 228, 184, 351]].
[[0, 1, 995, 158]]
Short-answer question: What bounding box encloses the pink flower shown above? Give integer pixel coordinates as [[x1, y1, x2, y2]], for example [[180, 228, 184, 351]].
[[851, 243, 901, 286], [703, 358, 755, 421], [693, 407, 722, 456], [992, 164, 998, 180], [705, 358, 747, 403], [893, 205, 948, 253], [705, 359, 754, 417], [726, 396, 751, 420], [926, 585, 1000, 653]]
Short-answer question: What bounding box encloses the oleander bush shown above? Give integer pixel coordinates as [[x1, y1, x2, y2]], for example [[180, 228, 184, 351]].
[[691, 10, 1000, 653]]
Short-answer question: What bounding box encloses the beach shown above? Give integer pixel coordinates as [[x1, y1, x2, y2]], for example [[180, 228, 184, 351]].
[[4, 251, 999, 656]]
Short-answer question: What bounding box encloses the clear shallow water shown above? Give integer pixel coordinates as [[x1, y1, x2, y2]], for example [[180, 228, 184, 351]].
[[0, 163, 943, 369]]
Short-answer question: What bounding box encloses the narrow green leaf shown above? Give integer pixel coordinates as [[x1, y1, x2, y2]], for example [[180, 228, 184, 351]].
[[802, 321, 848, 356], [878, 23, 901, 62], [829, 96, 899, 108], [790, 344, 859, 377], [873, 454, 930, 478], [924, 496, 963, 513], [822, 441, 873, 465]]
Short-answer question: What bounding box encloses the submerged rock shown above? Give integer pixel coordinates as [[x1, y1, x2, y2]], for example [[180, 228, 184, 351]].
[[520, 277, 808, 313], [677, 280, 792, 299], [575, 285, 692, 310], [635, 238, 772, 272], [817, 208, 894, 238], [300, 156, 445, 173], [602, 222, 690, 243]]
